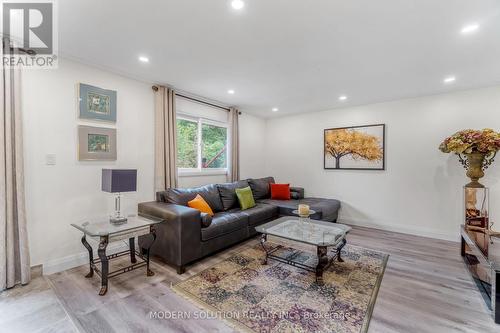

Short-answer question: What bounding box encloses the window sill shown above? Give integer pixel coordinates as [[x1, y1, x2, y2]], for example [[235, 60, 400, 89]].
[[178, 169, 228, 177]]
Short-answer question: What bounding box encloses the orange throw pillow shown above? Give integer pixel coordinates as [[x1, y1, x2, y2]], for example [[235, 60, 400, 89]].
[[188, 194, 214, 216], [270, 183, 291, 200]]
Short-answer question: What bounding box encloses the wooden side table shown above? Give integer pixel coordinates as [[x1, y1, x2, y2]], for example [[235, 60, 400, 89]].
[[72, 215, 163, 295]]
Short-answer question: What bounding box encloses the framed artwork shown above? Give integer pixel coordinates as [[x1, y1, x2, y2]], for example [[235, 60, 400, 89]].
[[78, 83, 117, 122], [78, 125, 117, 161], [324, 124, 385, 170]]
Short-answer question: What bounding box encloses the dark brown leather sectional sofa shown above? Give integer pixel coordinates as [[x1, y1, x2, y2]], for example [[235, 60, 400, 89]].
[[138, 177, 340, 274]]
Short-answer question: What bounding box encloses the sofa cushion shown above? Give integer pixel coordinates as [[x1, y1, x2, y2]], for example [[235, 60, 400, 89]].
[[229, 204, 279, 226], [217, 180, 249, 211], [248, 177, 275, 200], [201, 212, 248, 241], [163, 184, 224, 212], [258, 197, 341, 222]]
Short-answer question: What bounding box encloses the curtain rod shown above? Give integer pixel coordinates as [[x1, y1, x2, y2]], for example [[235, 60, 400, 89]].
[[152, 86, 240, 114], [175, 93, 231, 112]]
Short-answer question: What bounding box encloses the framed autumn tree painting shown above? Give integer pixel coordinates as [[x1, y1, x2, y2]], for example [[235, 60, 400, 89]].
[[324, 124, 385, 170]]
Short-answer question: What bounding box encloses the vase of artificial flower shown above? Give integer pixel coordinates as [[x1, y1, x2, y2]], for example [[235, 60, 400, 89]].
[[439, 129, 500, 188], [463, 152, 486, 187]]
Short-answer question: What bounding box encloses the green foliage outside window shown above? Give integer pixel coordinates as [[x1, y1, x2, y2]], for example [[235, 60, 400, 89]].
[[202, 124, 227, 168], [176, 119, 198, 168], [176, 118, 227, 169]]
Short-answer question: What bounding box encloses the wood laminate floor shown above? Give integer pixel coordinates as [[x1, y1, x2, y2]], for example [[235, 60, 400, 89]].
[[1, 225, 498, 333]]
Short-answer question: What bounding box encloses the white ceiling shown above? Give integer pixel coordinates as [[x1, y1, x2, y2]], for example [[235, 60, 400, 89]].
[[59, 0, 500, 118]]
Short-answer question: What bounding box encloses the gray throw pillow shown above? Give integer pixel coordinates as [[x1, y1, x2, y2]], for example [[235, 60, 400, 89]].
[[248, 177, 275, 200], [217, 180, 249, 211]]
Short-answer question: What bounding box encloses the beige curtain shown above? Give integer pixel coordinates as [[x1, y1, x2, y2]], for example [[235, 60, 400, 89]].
[[228, 107, 240, 182], [154, 86, 178, 191], [1, 38, 31, 290]]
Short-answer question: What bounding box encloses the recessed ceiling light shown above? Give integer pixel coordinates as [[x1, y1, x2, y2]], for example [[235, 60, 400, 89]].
[[227, 89, 235, 95], [461, 23, 479, 35], [231, 0, 245, 10], [338, 95, 347, 101], [138, 56, 149, 63], [443, 76, 456, 84], [272, 107, 279, 112]]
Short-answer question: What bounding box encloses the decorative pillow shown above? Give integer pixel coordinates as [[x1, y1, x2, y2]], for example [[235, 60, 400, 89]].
[[271, 183, 291, 200], [217, 180, 250, 211], [248, 177, 275, 200], [187, 194, 214, 216], [235, 186, 256, 210]]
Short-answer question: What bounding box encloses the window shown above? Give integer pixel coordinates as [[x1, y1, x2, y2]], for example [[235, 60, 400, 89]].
[[176, 116, 228, 174], [176, 96, 230, 175], [176, 118, 198, 169], [202, 123, 227, 169]]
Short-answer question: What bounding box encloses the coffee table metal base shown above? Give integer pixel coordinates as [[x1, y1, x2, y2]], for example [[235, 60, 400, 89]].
[[260, 234, 347, 284]]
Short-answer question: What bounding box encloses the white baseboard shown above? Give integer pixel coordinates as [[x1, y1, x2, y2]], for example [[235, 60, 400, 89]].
[[339, 218, 460, 242], [42, 242, 129, 275]]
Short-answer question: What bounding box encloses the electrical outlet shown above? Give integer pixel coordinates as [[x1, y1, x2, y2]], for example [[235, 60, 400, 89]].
[[45, 154, 56, 165]]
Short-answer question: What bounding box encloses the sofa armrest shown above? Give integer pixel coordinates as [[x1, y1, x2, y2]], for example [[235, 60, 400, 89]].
[[200, 212, 213, 228], [139, 201, 200, 225], [290, 187, 305, 200], [138, 201, 202, 267]]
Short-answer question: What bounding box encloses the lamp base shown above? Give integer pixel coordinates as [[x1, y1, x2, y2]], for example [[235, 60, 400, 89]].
[[110, 216, 128, 225]]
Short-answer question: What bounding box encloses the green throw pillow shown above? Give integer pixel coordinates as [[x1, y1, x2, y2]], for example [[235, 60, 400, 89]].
[[235, 186, 256, 210]]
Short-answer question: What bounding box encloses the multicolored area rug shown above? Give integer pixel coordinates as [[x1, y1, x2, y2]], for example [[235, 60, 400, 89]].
[[173, 243, 388, 333]]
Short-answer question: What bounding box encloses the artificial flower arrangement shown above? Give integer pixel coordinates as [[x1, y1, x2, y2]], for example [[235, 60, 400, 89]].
[[439, 128, 500, 155]]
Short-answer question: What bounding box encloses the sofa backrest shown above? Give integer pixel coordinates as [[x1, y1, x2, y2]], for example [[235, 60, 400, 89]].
[[156, 176, 276, 211], [217, 180, 249, 211], [248, 176, 275, 200], [160, 184, 224, 212]]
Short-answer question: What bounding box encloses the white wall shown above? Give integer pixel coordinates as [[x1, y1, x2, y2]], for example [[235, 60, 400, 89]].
[[22, 59, 267, 273], [23, 59, 156, 272], [265, 86, 500, 241], [239, 113, 268, 179]]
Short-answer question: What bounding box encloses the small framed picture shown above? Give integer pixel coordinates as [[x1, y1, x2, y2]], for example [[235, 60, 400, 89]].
[[324, 124, 385, 170], [78, 83, 117, 122], [78, 125, 117, 161]]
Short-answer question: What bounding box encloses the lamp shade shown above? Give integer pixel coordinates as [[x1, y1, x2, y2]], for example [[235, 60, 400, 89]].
[[101, 169, 137, 193]]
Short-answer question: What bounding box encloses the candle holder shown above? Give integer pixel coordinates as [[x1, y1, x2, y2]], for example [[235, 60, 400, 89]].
[[292, 209, 316, 219], [292, 209, 317, 228]]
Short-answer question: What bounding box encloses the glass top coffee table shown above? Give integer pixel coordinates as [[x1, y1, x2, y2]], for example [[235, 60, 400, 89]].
[[255, 216, 351, 284]]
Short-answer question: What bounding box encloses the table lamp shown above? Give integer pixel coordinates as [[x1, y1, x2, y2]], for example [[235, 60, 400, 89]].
[[102, 169, 137, 224]]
